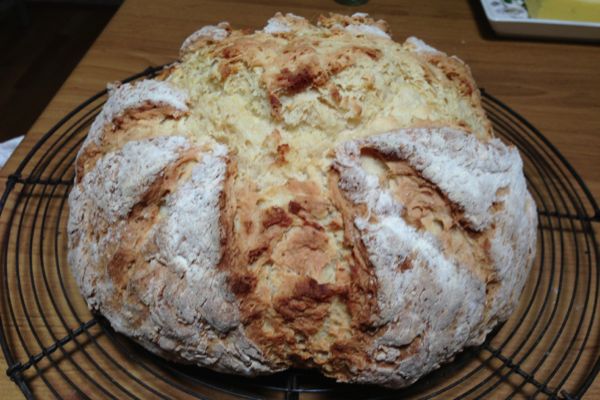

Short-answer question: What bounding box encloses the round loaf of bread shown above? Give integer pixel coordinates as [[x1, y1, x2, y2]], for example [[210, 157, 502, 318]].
[[68, 13, 537, 388]]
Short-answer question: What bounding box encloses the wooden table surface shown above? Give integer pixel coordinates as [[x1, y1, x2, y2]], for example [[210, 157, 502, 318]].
[[0, 0, 598, 398]]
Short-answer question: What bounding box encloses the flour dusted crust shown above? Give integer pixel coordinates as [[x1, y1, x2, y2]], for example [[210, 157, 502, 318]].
[[68, 13, 537, 388]]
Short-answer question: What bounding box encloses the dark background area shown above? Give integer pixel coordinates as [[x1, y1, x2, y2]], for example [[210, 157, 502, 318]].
[[0, 0, 121, 143]]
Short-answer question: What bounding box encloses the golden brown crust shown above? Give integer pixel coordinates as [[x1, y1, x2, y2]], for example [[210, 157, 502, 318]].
[[75, 104, 188, 182], [212, 35, 383, 120], [317, 13, 391, 35], [414, 51, 493, 139]]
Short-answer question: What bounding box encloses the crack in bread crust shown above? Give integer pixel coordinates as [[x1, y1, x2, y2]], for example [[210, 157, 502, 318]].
[[69, 137, 276, 374], [328, 127, 536, 386]]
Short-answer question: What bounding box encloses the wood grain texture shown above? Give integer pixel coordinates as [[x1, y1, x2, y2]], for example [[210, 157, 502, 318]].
[[0, 0, 598, 398], [0, 3, 117, 141]]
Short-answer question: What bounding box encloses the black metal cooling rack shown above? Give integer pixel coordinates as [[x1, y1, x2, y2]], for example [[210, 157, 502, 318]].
[[0, 66, 598, 399]]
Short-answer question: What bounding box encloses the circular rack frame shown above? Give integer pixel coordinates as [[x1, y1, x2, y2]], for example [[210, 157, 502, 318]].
[[0, 66, 598, 399]]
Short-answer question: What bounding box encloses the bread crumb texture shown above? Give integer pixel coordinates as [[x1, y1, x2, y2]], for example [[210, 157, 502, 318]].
[[68, 12, 537, 388]]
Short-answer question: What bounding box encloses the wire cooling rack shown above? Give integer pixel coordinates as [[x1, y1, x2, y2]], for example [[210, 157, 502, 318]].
[[0, 66, 598, 399]]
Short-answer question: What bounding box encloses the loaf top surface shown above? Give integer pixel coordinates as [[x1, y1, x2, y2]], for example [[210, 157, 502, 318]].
[[68, 12, 537, 388]]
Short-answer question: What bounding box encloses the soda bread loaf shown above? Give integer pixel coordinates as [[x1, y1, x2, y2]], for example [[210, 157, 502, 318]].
[[68, 13, 537, 388]]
